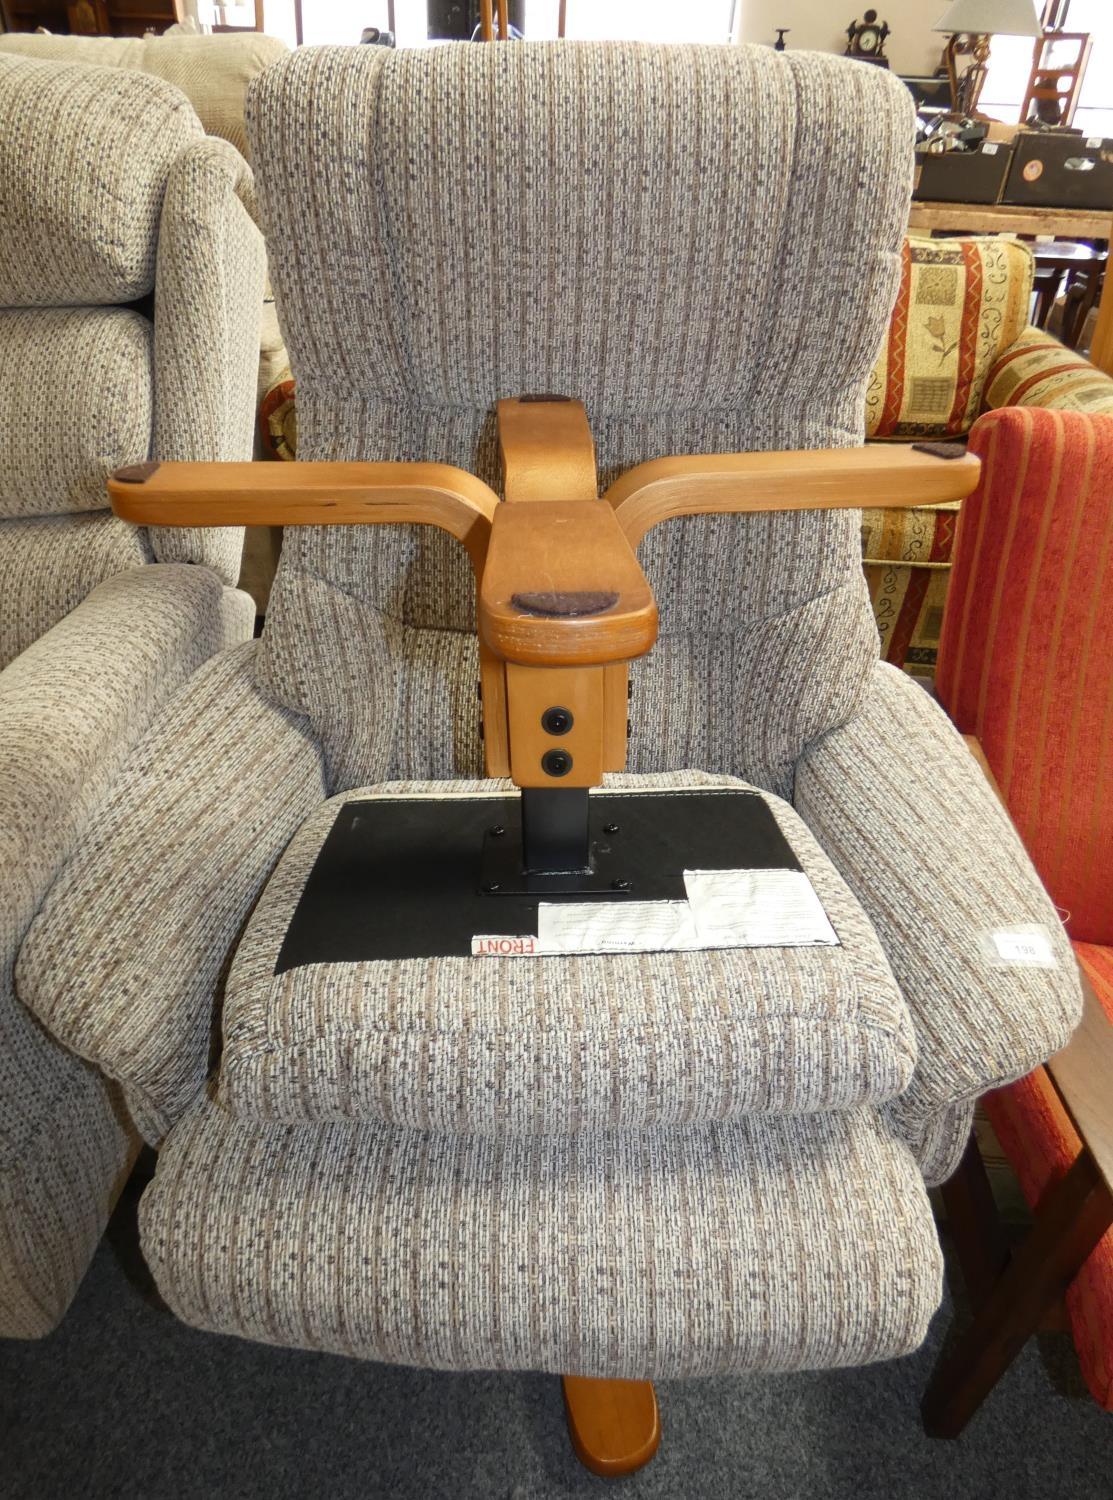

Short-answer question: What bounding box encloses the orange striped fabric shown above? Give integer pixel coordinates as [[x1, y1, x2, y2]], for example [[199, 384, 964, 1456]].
[[936, 407, 1113, 943]]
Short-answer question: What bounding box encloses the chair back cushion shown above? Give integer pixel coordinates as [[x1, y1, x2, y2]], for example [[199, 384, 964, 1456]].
[[936, 406, 1113, 942], [0, 54, 264, 621], [0, 54, 202, 307], [867, 235, 1033, 440], [249, 43, 915, 793], [0, 31, 288, 162]]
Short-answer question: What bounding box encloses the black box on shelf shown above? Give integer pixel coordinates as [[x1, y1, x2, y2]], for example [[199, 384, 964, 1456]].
[[1002, 131, 1113, 211], [912, 142, 1014, 204]]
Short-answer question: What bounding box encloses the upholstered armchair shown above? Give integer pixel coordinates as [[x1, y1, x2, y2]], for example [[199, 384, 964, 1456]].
[[13, 44, 1080, 1469], [928, 405, 1113, 1421], [0, 55, 263, 1337]]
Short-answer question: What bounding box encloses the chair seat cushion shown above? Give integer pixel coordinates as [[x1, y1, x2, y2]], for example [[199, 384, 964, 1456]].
[[217, 771, 916, 1134], [983, 941, 1113, 1410], [139, 1096, 942, 1378]]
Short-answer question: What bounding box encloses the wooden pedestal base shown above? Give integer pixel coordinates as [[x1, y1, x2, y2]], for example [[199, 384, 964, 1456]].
[[562, 1376, 661, 1477]]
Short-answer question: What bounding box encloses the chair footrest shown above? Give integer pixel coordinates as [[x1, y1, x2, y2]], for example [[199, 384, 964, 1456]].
[[140, 1099, 943, 1378]]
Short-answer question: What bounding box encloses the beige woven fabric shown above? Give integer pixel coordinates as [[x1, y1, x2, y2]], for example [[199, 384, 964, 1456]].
[[0, 56, 264, 624], [794, 663, 1081, 1152], [0, 567, 230, 1337], [0, 309, 153, 520], [150, 135, 265, 584], [894, 1098, 977, 1188], [18, 642, 328, 1143], [247, 43, 913, 793], [0, 1072, 136, 1339], [218, 770, 914, 1133], [141, 1096, 942, 1377], [0, 515, 152, 672], [0, 54, 202, 306], [0, 31, 288, 162]]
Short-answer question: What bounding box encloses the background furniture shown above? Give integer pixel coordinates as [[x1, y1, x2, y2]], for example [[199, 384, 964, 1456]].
[[908, 200, 1113, 375], [0, 0, 179, 37], [1020, 27, 1092, 125], [1031, 240, 1106, 346], [927, 404, 1113, 1423], [933, 0, 1043, 117], [862, 203, 1113, 674], [0, 53, 262, 1337]]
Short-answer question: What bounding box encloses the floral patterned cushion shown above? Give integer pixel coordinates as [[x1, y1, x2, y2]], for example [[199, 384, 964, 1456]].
[[867, 236, 1034, 440]]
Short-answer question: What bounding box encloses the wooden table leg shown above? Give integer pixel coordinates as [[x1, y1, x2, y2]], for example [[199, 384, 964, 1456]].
[[939, 1133, 1011, 1306], [562, 1376, 661, 1476], [922, 1149, 1113, 1438], [1089, 216, 1113, 375]]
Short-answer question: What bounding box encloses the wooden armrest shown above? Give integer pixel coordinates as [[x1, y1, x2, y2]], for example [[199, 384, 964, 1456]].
[[1049, 973, 1113, 1200], [497, 396, 598, 503], [604, 445, 981, 547], [479, 501, 657, 667], [108, 460, 499, 573]]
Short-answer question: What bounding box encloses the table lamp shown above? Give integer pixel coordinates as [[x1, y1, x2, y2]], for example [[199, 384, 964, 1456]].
[[934, 0, 1042, 117]]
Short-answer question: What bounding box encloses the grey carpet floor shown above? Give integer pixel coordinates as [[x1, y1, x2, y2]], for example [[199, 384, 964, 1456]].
[[2, 1185, 1112, 1500]]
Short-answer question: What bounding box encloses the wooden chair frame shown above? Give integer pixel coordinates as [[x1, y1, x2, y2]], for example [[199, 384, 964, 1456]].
[[109, 396, 981, 1476], [922, 741, 1113, 1436]]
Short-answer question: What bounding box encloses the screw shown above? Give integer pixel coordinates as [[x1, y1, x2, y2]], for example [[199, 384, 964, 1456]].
[[542, 749, 573, 778], [483, 881, 502, 894], [604, 823, 620, 835], [489, 825, 506, 837], [541, 705, 574, 736], [612, 878, 631, 891]]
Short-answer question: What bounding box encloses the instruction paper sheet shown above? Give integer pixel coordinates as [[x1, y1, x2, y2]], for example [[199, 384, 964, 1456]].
[[472, 868, 839, 957]]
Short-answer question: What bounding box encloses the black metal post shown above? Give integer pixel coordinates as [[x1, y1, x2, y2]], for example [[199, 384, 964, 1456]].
[[520, 788, 590, 873]]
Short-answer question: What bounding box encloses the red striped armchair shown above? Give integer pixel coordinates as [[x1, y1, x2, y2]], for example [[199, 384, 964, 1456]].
[[935, 404, 1113, 1410]]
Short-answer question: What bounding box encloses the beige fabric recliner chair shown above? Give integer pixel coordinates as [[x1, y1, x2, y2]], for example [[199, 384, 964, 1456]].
[[0, 54, 264, 1337], [11, 43, 1080, 1469]]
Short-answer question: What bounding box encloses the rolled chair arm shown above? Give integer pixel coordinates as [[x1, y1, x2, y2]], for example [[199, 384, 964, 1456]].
[[794, 662, 1082, 1153]]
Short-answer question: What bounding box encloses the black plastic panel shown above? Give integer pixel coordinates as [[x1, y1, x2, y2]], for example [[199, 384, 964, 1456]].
[[275, 789, 801, 971]]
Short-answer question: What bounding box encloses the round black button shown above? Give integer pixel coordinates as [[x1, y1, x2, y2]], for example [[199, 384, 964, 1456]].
[[541, 749, 573, 778], [541, 706, 574, 736]]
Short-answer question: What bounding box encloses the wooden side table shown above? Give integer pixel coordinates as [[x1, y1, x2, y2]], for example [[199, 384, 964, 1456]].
[[908, 201, 1113, 377]]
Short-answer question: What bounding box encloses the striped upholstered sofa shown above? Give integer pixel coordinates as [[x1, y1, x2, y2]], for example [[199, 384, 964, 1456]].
[[864, 235, 1113, 673]]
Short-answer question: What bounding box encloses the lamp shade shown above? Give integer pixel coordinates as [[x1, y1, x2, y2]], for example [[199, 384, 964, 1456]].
[[933, 0, 1042, 35]]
